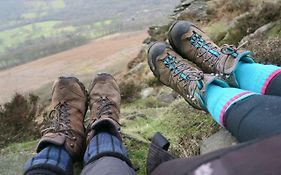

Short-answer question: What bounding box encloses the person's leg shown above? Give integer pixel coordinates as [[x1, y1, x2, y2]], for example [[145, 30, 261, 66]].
[[234, 62, 281, 95], [82, 157, 135, 175], [206, 84, 256, 126], [81, 73, 135, 175], [23, 77, 88, 175], [151, 133, 281, 175], [81, 132, 135, 175], [148, 42, 281, 143], [265, 72, 281, 95], [147, 40, 281, 175], [224, 95, 281, 142], [206, 81, 281, 142], [24, 145, 73, 175], [206, 82, 281, 142]]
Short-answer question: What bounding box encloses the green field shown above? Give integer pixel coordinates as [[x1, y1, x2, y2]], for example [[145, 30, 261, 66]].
[[0, 19, 116, 54], [0, 0, 177, 70], [0, 21, 76, 53], [21, 12, 48, 19], [25, 0, 65, 10]]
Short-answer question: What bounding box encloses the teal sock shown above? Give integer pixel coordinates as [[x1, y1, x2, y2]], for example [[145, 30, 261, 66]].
[[234, 62, 281, 94], [206, 84, 257, 126]]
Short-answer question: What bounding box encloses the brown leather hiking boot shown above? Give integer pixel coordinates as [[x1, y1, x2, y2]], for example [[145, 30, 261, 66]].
[[86, 73, 121, 143], [168, 20, 254, 87], [148, 42, 228, 110], [37, 77, 88, 160]]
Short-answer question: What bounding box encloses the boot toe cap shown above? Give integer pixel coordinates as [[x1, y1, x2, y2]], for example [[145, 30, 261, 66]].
[[168, 20, 193, 54], [147, 42, 169, 77]]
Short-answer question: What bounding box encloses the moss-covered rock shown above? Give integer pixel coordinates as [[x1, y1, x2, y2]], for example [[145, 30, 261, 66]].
[[239, 19, 281, 65], [267, 21, 281, 38], [244, 36, 281, 65], [219, 1, 281, 45], [147, 24, 171, 42], [174, 0, 208, 22]]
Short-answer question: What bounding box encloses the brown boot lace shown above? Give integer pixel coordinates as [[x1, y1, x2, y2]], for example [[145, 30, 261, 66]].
[[42, 102, 81, 144], [92, 97, 121, 125]]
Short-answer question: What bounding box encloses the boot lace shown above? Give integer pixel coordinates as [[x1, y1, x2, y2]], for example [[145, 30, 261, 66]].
[[42, 102, 77, 140], [220, 42, 248, 74], [189, 32, 221, 68], [190, 32, 248, 74], [93, 97, 120, 125], [163, 54, 204, 99], [221, 41, 248, 57]]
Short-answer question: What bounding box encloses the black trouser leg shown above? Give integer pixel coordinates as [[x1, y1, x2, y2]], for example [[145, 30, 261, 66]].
[[265, 72, 281, 96], [224, 95, 281, 142]]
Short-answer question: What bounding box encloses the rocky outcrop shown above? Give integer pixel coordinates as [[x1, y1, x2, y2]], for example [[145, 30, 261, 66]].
[[200, 129, 237, 154], [218, 1, 281, 45], [239, 20, 281, 65], [172, 0, 208, 22]]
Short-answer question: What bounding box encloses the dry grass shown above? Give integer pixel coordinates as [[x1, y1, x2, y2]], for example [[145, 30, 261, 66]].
[[245, 36, 281, 65], [0, 94, 45, 148]]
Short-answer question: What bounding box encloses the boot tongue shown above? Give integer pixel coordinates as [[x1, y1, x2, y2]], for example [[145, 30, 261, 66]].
[[204, 75, 229, 88], [219, 44, 254, 74]]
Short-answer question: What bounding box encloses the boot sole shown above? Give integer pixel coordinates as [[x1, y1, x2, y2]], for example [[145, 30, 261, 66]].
[[168, 21, 180, 52], [147, 42, 170, 78], [168, 20, 194, 59], [147, 42, 159, 76]]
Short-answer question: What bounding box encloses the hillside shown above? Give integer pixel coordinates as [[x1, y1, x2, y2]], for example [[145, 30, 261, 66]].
[[0, 31, 147, 104], [0, 0, 281, 175], [0, 0, 180, 70]]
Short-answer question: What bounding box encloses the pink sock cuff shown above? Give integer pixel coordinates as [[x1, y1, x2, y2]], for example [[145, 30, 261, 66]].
[[261, 69, 281, 94], [219, 92, 254, 126]]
